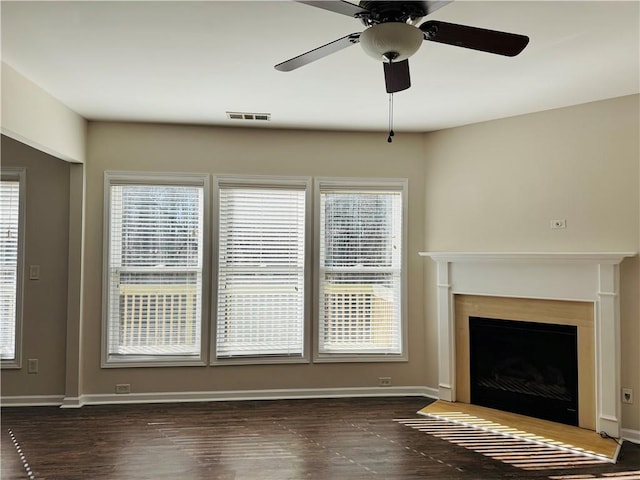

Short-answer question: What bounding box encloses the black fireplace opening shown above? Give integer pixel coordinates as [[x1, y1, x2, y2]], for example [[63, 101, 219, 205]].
[[469, 316, 579, 426]]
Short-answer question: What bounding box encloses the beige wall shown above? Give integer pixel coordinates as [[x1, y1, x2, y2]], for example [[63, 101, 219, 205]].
[[83, 123, 428, 394], [422, 94, 640, 431], [1, 135, 70, 396]]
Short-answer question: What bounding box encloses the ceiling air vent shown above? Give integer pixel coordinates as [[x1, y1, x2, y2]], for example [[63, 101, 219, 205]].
[[226, 111, 271, 121]]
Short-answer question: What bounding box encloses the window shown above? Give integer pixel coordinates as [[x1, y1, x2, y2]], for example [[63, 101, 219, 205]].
[[102, 173, 407, 367], [103, 172, 208, 366], [215, 177, 309, 362], [315, 179, 406, 361], [0, 168, 25, 369]]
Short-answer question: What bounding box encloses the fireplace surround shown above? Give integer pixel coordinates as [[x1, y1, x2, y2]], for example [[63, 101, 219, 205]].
[[420, 252, 635, 437]]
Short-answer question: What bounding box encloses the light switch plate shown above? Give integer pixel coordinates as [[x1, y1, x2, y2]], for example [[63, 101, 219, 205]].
[[27, 358, 38, 374], [29, 265, 40, 280]]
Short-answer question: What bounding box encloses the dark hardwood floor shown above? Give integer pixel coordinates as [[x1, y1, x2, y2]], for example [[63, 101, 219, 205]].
[[2, 397, 639, 479]]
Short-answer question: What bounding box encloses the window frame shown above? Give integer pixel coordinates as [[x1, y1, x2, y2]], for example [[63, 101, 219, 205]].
[[211, 175, 312, 365], [313, 177, 408, 363], [0, 168, 26, 369], [101, 171, 210, 368]]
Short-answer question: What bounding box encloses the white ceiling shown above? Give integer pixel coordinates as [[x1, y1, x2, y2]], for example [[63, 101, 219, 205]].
[[2, 0, 639, 133]]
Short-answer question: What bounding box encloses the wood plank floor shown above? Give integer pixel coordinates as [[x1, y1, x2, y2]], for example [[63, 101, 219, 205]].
[[1, 397, 639, 480]]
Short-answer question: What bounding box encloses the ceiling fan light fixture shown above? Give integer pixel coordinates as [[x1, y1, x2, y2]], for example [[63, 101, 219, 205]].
[[359, 22, 424, 62]]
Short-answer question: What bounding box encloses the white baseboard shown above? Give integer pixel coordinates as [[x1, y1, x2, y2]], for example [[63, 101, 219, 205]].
[[621, 428, 640, 444], [82, 386, 437, 406], [0, 395, 64, 407], [420, 386, 440, 399], [1, 386, 437, 408], [60, 396, 84, 409]]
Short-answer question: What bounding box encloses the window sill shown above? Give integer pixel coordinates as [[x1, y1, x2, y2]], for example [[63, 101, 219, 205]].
[[1, 360, 21, 369], [211, 356, 310, 366], [102, 355, 206, 368], [313, 353, 408, 363]]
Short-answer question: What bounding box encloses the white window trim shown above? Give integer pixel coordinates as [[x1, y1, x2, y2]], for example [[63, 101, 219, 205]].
[[0, 167, 26, 369], [313, 177, 409, 363], [211, 175, 312, 366], [101, 171, 210, 368]]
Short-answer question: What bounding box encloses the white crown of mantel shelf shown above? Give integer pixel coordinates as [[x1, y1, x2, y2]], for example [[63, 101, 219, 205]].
[[419, 251, 637, 438]]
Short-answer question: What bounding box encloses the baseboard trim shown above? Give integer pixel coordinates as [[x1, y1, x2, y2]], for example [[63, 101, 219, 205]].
[[1, 386, 438, 408], [420, 386, 440, 399], [81, 386, 437, 405], [621, 428, 640, 444], [60, 396, 84, 409], [0, 395, 64, 407]]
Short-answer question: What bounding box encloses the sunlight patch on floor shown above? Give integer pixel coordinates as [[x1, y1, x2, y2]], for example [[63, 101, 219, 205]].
[[396, 417, 611, 471]]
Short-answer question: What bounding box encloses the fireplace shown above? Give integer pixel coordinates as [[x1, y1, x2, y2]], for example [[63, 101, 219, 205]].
[[469, 316, 578, 426], [454, 294, 594, 429], [419, 251, 635, 437]]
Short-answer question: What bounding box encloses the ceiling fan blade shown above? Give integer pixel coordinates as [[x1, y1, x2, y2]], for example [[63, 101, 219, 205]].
[[383, 59, 411, 93], [275, 33, 361, 72], [297, 1, 370, 18], [420, 20, 529, 57]]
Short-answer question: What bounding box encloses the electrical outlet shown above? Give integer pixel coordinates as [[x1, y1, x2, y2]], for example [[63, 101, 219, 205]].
[[550, 219, 567, 229], [115, 383, 131, 394], [378, 377, 391, 387], [27, 358, 38, 374], [622, 388, 633, 404]]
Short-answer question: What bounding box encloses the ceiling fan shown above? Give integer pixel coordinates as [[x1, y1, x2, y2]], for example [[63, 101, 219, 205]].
[[275, 1, 529, 94]]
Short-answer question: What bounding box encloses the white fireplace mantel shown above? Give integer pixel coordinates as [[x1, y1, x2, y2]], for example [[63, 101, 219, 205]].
[[419, 251, 636, 437]]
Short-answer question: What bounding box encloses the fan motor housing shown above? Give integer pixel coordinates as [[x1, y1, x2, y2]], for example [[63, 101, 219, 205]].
[[358, 1, 429, 25]]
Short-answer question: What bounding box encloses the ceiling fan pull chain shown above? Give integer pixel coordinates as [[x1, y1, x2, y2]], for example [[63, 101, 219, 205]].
[[387, 92, 395, 143]]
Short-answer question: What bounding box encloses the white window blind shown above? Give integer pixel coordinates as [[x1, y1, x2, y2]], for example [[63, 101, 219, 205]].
[[106, 180, 204, 360], [216, 183, 306, 358], [0, 175, 22, 363], [318, 185, 403, 355]]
